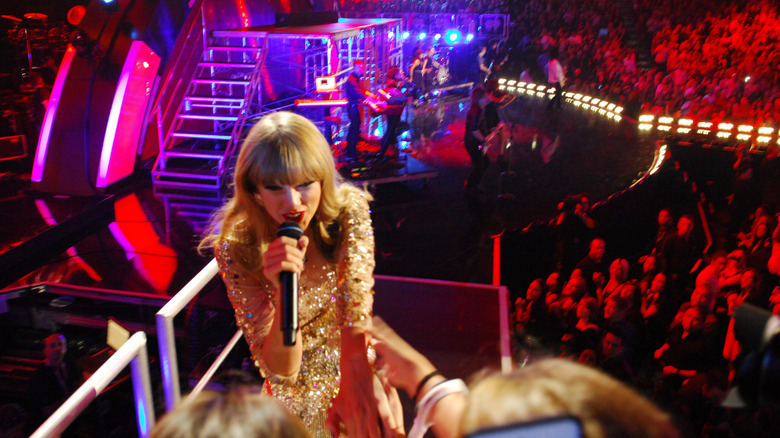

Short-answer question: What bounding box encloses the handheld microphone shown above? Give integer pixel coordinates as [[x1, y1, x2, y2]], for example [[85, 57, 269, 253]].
[[277, 221, 304, 346]]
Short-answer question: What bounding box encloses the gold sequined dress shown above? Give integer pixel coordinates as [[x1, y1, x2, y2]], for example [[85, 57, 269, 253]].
[[216, 190, 374, 436]]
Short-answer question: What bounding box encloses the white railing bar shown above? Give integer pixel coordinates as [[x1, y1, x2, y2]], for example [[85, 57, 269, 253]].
[[31, 332, 155, 438], [156, 257, 219, 411], [188, 330, 244, 399]]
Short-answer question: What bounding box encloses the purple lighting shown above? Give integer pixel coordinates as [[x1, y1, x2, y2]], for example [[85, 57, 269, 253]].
[[32, 46, 76, 183], [98, 41, 160, 188]]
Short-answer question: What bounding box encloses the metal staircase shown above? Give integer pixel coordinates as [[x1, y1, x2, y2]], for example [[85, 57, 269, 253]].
[[151, 23, 269, 231]]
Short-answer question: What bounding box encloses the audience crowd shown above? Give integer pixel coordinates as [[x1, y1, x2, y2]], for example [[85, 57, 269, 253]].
[[341, 0, 780, 127], [509, 146, 780, 436]]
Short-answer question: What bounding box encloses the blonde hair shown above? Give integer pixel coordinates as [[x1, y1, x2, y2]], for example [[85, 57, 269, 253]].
[[199, 111, 369, 269], [460, 359, 679, 438], [150, 389, 310, 438]]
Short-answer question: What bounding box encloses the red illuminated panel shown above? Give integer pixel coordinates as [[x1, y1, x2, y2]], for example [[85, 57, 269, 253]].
[[98, 41, 161, 188]]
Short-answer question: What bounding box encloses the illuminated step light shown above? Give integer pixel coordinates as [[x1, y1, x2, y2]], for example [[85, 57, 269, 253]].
[[658, 125, 672, 131], [583, 103, 590, 110], [498, 78, 507, 84], [736, 134, 751, 141], [573, 94, 583, 100], [615, 107, 623, 114], [607, 103, 616, 110], [758, 127, 774, 135], [678, 119, 694, 126], [591, 98, 601, 105], [599, 101, 608, 108], [639, 124, 653, 130], [756, 136, 771, 143], [697, 130, 711, 135], [517, 82, 527, 87], [507, 80, 516, 86], [677, 127, 691, 134], [716, 131, 731, 138], [718, 123, 734, 130], [698, 122, 713, 128], [582, 96, 591, 102], [526, 83, 536, 89], [536, 85, 547, 91], [658, 117, 674, 124], [737, 125, 754, 132], [639, 114, 655, 122], [615, 115, 622, 122]]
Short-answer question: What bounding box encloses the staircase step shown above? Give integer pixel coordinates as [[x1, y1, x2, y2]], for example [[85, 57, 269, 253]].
[[153, 185, 222, 199], [164, 146, 225, 160], [192, 78, 250, 85], [177, 112, 239, 121], [171, 131, 232, 140], [198, 61, 256, 69], [185, 96, 245, 103], [207, 45, 262, 52]]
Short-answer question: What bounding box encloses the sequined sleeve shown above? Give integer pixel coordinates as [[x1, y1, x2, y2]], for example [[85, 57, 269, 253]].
[[336, 189, 376, 328], [215, 240, 281, 377]]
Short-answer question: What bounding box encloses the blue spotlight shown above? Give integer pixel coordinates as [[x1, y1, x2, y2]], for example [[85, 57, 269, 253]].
[[402, 31, 410, 40], [418, 32, 426, 40], [434, 33, 441, 41], [465, 33, 474, 42], [445, 30, 461, 44]]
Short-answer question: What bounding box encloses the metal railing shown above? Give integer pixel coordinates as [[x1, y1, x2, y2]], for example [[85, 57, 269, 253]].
[[31, 332, 155, 438], [156, 257, 221, 411]]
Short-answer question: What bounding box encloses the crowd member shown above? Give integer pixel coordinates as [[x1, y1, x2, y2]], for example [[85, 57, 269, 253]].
[[150, 388, 311, 438], [654, 305, 719, 402], [575, 237, 608, 295], [24, 334, 84, 435], [659, 214, 702, 290], [199, 112, 395, 436]]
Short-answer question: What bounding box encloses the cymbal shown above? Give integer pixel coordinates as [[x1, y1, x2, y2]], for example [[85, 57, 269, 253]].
[[1, 15, 23, 22], [67, 6, 86, 26], [24, 13, 48, 21]]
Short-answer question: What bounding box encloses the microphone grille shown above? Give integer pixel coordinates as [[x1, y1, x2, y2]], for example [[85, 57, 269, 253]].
[[277, 221, 304, 239]]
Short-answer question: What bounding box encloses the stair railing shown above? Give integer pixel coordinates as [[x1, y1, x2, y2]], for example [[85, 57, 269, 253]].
[[148, 0, 207, 171]]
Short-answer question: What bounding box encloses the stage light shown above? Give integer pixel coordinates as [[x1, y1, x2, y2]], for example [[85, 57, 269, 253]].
[[402, 31, 410, 40], [758, 127, 774, 135], [738, 124, 754, 132], [434, 33, 441, 41], [757, 136, 771, 143], [418, 33, 426, 40], [639, 114, 654, 122], [466, 33, 474, 42], [718, 122, 734, 130], [658, 117, 674, 124], [101, 0, 119, 12], [389, 32, 394, 39], [445, 30, 460, 44], [678, 118, 693, 126]]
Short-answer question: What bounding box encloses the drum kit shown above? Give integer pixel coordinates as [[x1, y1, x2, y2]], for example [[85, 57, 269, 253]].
[[2, 6, 85, 76]]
